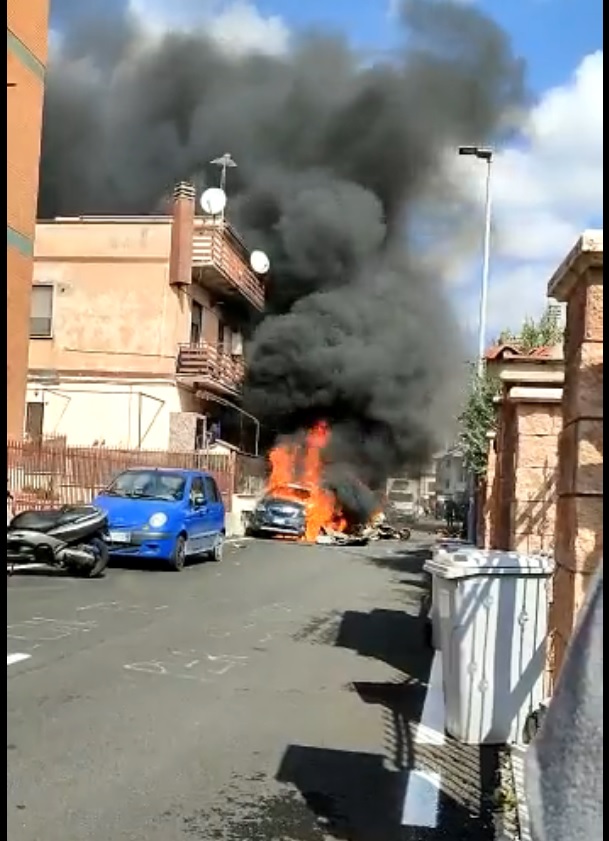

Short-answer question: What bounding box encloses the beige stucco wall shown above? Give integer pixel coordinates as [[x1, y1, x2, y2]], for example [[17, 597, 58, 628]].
[[29, 219, 216, 376], [26, 379, 200, 449]]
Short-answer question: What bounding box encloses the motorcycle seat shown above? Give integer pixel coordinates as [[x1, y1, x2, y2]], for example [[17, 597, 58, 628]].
[[9, 506, 97, 533]]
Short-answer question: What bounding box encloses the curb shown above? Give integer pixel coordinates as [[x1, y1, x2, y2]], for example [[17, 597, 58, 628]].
[[510, 746, 533, 841]]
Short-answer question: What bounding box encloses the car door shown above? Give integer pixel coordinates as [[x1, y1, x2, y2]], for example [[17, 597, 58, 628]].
[[203, 475, 225, 540], [184, 475, 208, 555]]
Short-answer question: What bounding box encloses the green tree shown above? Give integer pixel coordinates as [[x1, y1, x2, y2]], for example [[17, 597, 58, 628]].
[[458, 307, 564, 476], [518, 308, 564, 352], [458, 367, 500, 476]]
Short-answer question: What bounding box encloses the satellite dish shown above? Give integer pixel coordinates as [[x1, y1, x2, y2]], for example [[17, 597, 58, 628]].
[[200, 187, 227, 216], [250, 250, 270, 275]]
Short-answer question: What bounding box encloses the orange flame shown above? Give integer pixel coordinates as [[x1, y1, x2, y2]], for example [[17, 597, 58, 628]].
[[267, 422, 346, 541]]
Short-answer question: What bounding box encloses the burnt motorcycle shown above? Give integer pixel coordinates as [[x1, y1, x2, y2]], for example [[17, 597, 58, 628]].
[[7, 505, 110, 578]]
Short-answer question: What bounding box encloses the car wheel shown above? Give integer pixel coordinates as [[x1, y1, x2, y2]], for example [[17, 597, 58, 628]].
[[169, 535, 187, 571], [208, 535, 224, 563]]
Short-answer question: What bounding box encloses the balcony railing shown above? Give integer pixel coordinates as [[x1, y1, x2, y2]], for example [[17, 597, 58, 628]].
[[192, 219, 265, 310], [176, 342, 245, 394]]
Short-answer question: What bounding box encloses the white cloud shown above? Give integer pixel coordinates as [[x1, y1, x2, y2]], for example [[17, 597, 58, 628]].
[[128, 0, 289, 57], [206, 2, 289, 57], [454, 50, 603, 338]]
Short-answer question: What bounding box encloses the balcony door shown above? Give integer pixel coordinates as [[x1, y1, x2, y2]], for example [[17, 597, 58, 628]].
[[190, 302, 203, 344]]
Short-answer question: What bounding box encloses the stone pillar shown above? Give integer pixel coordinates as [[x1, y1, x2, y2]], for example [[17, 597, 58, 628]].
[[546, 230, 603, 686], [169, 182, 195, 287], [490, 397, 517, 550], [509, 395, 563, 554], [478, 432, 497, 548]]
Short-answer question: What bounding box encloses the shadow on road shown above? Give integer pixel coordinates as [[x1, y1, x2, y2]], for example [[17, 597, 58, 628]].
[[275, 542, 503, 840], [107, 555, 217, 573], [276, 741, 499, 841]]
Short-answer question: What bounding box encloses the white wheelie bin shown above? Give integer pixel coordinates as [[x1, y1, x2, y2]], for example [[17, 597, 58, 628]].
[[423, 548, 554, 744]]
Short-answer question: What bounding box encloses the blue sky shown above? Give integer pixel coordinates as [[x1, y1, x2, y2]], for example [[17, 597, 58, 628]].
[[250, 0, 604, 94], [51, 0, 604, 94], [50, 0, 604, 338]]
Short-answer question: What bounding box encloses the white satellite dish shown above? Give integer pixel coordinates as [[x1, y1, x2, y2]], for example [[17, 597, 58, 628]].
[[200, 187, 227, 216], [250, 250, 270, 275]]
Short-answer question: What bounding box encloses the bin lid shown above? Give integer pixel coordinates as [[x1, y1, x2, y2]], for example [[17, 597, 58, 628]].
[[432, 542, 476, 561], [424, 548, 554, 580]]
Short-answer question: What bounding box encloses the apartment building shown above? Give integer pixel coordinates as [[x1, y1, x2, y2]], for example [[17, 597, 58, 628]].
[[7, 0, 51, 439], [27, 183, 265, 452], [435, 447, 468, 502]]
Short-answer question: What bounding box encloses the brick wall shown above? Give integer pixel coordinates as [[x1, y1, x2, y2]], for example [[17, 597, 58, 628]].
[[7, 0, 50, 64], [7, 0, 50, 439], [546, 231, 603, 687]]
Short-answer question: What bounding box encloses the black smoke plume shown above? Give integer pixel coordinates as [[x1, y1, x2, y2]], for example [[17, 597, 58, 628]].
[[41, 0, 526, 518]]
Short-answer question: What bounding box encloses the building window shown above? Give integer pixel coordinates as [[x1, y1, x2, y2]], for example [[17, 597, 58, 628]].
[[25, 401, 45, 440], [30, 285, 54, 337]]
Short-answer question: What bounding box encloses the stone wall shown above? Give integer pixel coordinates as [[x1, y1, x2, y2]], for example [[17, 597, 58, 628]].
[[546, 230, 603, 686], [510, 400, 562, 554], [168, 412, 200, 452], [480, 385, 562, 553]]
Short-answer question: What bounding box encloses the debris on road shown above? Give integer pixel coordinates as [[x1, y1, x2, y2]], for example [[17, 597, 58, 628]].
[[316, 529, 369, 547], [315, 517, 412, 547]]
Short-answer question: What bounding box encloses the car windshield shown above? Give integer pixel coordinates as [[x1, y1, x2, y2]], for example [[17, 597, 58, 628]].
[[266, 485, 311, 503], [390, 491, 414, 502], [103, 470, 186, 501]]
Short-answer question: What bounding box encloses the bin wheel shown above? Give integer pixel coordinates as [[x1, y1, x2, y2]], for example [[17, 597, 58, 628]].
[[423, 618, 433, 649], [523, 705, 548, 744]]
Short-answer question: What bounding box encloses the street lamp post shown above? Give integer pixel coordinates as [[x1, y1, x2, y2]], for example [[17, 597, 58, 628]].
[[458, 145, 493, 378], [458, 145, 494, 544]]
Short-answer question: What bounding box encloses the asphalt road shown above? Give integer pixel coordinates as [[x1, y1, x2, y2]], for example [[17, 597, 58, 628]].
[[7, 536, 502, 841]]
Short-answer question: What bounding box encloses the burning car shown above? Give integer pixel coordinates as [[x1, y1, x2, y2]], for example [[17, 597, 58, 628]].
[[247, 483, 310, 539]]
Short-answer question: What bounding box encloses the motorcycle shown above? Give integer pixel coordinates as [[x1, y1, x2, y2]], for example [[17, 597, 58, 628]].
[[7, 505, 110, 578]]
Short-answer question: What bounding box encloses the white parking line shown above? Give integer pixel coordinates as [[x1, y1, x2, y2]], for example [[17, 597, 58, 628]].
[[7, 653, 32, 667], [401, 651, 445, 828]]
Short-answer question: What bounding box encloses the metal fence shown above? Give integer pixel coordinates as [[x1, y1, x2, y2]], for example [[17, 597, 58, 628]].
[[6, 439, 256, 514]]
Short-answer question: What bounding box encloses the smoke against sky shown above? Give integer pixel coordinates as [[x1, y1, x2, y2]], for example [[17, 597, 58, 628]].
[[41, 0, 527, 512]]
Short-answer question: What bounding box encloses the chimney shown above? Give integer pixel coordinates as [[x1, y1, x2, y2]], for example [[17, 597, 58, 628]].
[[169, 182, 195, 286]]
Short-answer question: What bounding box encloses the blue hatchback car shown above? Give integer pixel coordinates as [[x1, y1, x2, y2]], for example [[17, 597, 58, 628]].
[[93, 467, 226, 570]]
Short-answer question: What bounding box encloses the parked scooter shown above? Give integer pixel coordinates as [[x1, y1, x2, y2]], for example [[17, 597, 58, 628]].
[[7, 505, 110, 578]]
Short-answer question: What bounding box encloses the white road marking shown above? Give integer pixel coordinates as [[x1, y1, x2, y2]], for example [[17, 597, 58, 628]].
[[401, 770, 442, 828], [7, 653, 31, 667], [401, 651, 445, 828], [8, 616, 97, 643], [123, 651, 249, 681], [413, 651, 446, 746]]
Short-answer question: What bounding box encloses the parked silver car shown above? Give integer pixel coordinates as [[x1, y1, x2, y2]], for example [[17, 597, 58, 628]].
[[247, 484, 310, 538]]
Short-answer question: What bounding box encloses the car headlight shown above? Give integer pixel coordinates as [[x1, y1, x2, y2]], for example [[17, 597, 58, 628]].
[[148, 512, 168, 529]]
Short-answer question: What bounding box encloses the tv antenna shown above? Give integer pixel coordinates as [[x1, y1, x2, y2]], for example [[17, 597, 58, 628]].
[[210, 153, 237, 192]]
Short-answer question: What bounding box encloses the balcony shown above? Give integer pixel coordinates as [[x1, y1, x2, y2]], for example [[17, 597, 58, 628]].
[[176, 342, 245, 396], [191, 219, 265, 311]]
